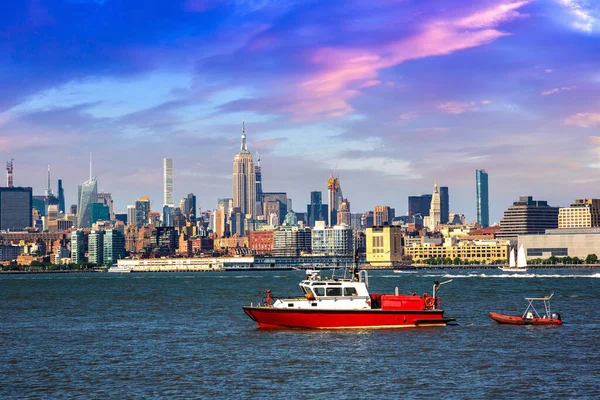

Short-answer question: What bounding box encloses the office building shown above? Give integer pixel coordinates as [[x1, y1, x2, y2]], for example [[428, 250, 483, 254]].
[[374, 206, 391, 226], [135, 197, 151, 227], [327, 175, 343, 226], [311, 222, 353, 256], [307, 191, 327, 227], [97, 192, 114, 220], [428, 182, 441, 230], [77, 179, 98, 229], [57, 179, 65, 214], [103, 229, 126, 265], [519, 228, 600, 259], [497, 196, 559, 240], [272, 228, 312, 257], [558, 199, 600, 229], [90, 202, 110, 225], [0, 187, 33, 231], [476, 169, 489, 228], [440, 186, 449, 224], [404, 239, 508, 264], [262, 192, 287, 225], [88, 230, 105, 265], [337, 199, 351, 226], [181, 193, 196, 222], [255, 153, 263, 216], [232, 123, 256, 219], [164, 158, 174, 207], [408, 194, 432, 221], [70, 230, 86, 264], [366, 226, 405, 268]]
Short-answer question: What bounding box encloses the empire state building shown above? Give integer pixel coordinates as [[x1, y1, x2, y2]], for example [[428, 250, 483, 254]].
[[232, 123, 256, 218]]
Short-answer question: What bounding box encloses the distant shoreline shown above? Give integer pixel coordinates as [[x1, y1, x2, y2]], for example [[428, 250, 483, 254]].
[[2, 264, 600, 274]]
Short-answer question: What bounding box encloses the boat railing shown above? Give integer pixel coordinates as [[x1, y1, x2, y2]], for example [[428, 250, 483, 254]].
[[359, 270, 369, 287]]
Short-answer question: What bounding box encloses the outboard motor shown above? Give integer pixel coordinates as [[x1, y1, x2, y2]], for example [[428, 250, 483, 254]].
[[551, 313, 561, 321]]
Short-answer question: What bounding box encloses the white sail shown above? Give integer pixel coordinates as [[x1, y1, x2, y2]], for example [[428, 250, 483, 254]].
[[509, 248, 516, 269], [517, 245, 528, 269]]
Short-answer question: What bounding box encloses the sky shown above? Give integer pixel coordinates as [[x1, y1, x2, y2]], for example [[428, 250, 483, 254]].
[[1, 0, 599, 223]]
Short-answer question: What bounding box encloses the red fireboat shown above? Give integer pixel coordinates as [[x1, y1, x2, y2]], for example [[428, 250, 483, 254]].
[[243, 264, 455, 329]]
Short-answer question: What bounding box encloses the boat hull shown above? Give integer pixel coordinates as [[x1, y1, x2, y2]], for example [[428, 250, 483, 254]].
[[498, 267, 528, 272], [489, 312, 562, 325], [243, 307, 455, 329]]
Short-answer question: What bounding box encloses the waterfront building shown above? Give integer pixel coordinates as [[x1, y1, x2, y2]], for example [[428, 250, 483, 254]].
[[428, 182, 441, 230], [519, 228, 600, 260], [249, 230, 275, 254], [54, 245, 70, 265], [135, 197, 151, 227], [497, 196, 559, 240], [311, 222, 353, 256], [0, 243, 24, 262], [70, 230, 86, 264], [365, 225, 405, 268], [327, 175, 343, 226], [0, 187, 33, 231], [232, 123, 256, 219], [88, 230, 104, 265], [272, 228, 312, 257], [57, 179, 65, 214], [103, 229, 125, 265], [558, 199, 600, 229], [307, 191, 327, 227], [404, 239, 508, 264], [440, 186, 449, 224], [476, 169, 489, 228], [164, 158, 174, 207]]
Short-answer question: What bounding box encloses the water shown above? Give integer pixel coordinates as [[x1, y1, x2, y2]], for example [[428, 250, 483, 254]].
[[1, 269, 599, 398]]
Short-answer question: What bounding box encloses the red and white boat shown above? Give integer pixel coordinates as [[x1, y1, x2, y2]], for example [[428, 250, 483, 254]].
[[243, 267, 455, 329], [489, 293, 562, 326]]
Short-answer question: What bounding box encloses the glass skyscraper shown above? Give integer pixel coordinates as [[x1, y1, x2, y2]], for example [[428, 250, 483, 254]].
[[476, 169, 489, 228], [77, 177, 98, 228]]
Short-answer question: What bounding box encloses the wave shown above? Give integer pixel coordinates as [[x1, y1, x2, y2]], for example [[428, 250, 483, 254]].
[[435, 273, 600, 279]]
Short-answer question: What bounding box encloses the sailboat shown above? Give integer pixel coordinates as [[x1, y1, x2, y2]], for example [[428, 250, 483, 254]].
[[499, 245, 528, 272]]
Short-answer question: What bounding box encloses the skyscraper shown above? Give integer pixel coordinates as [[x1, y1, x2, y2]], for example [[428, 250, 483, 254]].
[[307, 191, 327, 227], [408, 194, 432, 221], [77, 177, 98, 229], [181, 193, 196, 222], [88, 230, 105, 265], [476, 169, 489, 228], [135, 197, 151, 227], [497, 196, 558, 240], [0, 187, 33, 231], [428, 182, 441, 230], [97, 192, 114, 220], [439, 186, 449, 224], [57, 179, 65, 214], [164, 158, 174, 207], [232, 123, 256, 219], [327, 175, 343, 226], [255, 152, 263, 216], [70, 230, 85, 264], [104, 229, 126, 265]]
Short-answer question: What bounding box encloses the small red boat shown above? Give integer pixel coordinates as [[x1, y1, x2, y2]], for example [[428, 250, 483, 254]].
[[489, 293, 562, 326], [243, 263, 455, 329]]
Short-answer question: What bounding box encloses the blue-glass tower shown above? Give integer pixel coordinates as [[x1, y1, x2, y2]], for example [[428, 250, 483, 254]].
[[476, 169, 489, 228]]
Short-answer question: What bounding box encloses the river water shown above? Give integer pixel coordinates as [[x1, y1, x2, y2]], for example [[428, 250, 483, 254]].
[[1, 269, 599, 399]]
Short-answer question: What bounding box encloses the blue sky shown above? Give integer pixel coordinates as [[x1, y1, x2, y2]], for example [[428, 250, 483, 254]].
[[1, 0, 599, 222]]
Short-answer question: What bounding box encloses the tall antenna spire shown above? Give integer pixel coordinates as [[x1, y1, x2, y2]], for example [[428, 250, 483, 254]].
[[89, 152, 92, 180], [241, 121, 248, 152], [45, 163, 53, 196], [6, 158, 14, 188]]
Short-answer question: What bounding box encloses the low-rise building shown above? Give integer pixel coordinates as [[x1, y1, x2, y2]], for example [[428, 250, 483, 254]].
[[519, 228, 600, 260], [558, 199, 600, 229], [405, 240, 509, 264]]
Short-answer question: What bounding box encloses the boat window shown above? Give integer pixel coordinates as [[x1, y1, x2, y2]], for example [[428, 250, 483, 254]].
[[344, 287, 357, 296], [312, 282, 326, 286], [327, 282, 342, 286], [326, 287, 342, 297], [313, 287, 325, 296]]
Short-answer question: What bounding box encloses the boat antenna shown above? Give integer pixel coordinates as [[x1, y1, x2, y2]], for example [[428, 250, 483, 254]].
[[352, 249, 359, 281]]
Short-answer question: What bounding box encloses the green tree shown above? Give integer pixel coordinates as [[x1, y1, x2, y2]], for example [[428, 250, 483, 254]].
[[453, 257, 462, 265], [586, 254, 598, 264]]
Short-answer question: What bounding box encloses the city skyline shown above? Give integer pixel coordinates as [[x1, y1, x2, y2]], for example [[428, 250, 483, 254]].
[[1, 1, 599, 223]]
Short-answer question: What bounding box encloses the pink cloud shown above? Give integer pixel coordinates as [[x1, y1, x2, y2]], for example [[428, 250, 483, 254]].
[[565, 112, 600, 128], [541, 86, 576, 95], [252, 137, 289, 150], [437, 101, 479, 114], [399, 112, 419, 120], [280, 1, 531, 120]]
